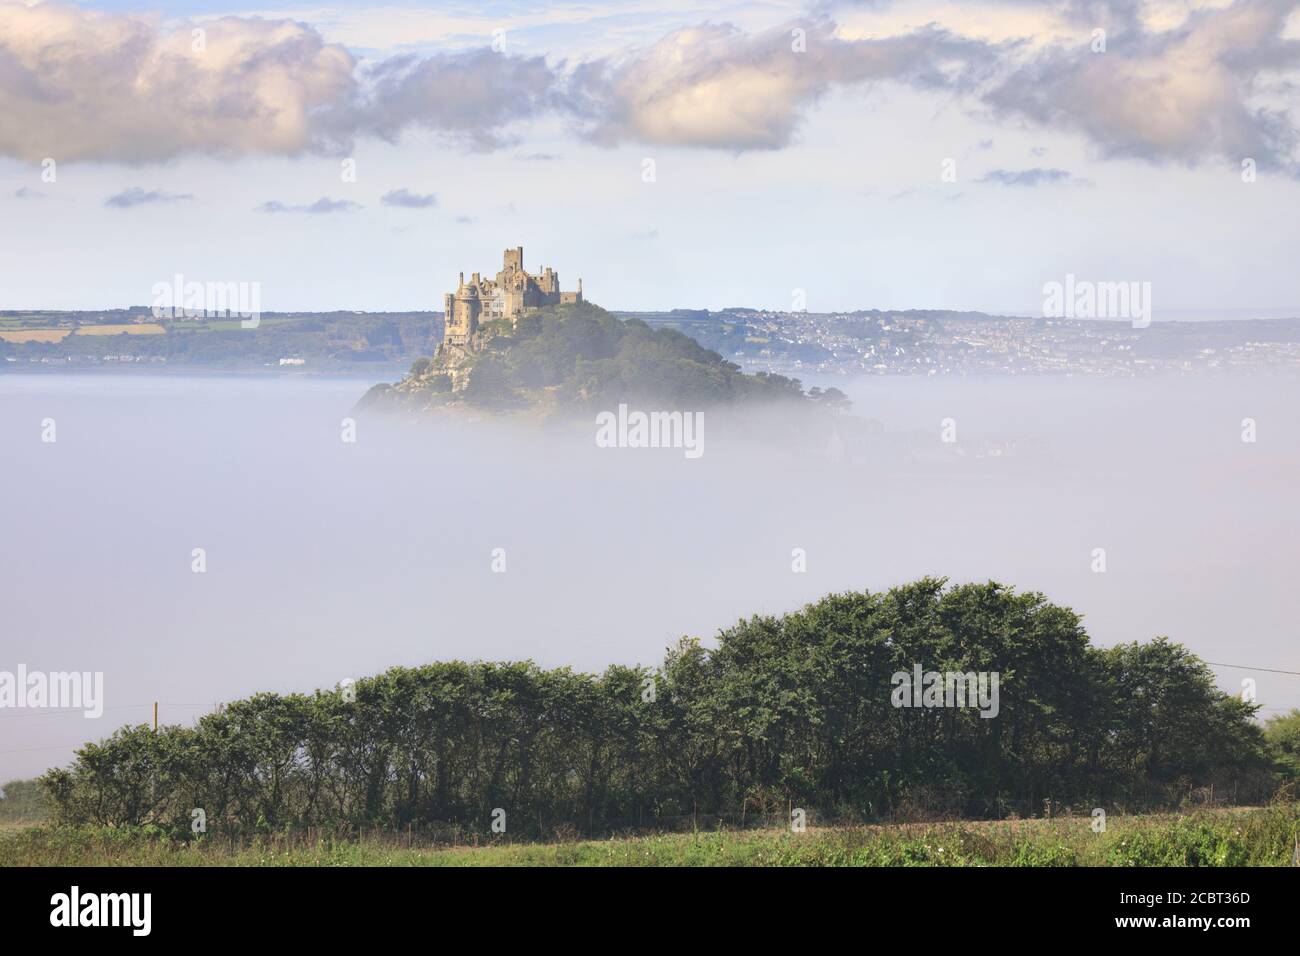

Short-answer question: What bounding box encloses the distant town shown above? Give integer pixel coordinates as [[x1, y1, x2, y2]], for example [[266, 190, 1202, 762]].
[[620, 309, 1300, 379], [4, 305, 1300, 378]]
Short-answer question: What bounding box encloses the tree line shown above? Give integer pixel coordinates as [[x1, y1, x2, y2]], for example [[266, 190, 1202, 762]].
[[41, 579, 1286, 837]]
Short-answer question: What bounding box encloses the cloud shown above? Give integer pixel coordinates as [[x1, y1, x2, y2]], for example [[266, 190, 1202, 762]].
[[0, 2, 554, 162], [977, 167, 1091, 186], [567, 19, 1002, 150], [891, 187, 967, 202], [1, 1, 1296, 172], [343, 48, 559, 151], [257, 198, 361, 214], [0, 4, 356, 164], [983, 0, 1300, 171], [380, 188, 438, 208], [105, 187, 195, 208]]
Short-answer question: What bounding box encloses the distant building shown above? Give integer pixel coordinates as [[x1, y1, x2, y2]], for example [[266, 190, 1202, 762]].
[[441, 246, 582, 350]]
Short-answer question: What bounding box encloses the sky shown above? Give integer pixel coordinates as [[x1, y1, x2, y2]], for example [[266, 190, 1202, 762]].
[[1, 0, 1299, 314]]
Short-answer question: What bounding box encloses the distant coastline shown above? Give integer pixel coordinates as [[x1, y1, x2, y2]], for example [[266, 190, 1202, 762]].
[[7, 308, 1300, 378]]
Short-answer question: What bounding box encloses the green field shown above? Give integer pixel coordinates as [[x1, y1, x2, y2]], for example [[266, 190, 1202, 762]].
[[3, 804, 1298, 867], [0, 309, 438, 368]]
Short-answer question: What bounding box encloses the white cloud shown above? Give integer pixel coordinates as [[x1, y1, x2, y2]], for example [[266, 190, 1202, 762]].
[[257, 197, 361, 213], [0, 3, 356, 163], [345, 48, 557, 151], [105, 187, 195, 208], [985, 0, 1300, 171], [0, 0, 1296, 172], [567, 19, 1000, 150], [380, 187, 437, 208]]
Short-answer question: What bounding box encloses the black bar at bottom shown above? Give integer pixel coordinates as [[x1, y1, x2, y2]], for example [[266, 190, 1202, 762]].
[[0, 865, 1287, 942]]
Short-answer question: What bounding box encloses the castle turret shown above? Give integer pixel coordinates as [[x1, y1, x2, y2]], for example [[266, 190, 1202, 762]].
[[442, 246, 583, 351]]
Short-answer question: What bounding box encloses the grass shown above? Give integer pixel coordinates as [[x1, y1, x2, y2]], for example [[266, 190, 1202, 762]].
[[73, 323, 166, 335], [3, 804, 1298, 867], [0, 329, 71, 343]]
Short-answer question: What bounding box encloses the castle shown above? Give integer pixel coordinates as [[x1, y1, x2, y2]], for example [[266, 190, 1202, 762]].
[[441, 247, 582, 351]]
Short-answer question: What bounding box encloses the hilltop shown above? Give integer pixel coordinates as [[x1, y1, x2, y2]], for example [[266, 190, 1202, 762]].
[[358, 300, 849, 417]]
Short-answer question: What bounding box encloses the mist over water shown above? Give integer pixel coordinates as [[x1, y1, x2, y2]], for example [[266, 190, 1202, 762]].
[[3, 371, 1299, 780]]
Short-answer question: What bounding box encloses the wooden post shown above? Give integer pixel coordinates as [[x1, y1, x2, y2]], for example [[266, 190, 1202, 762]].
[[153, 702, 158, 732]]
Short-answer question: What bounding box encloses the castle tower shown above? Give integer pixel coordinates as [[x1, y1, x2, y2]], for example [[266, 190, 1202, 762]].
[[442, 246, 583, 351]]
